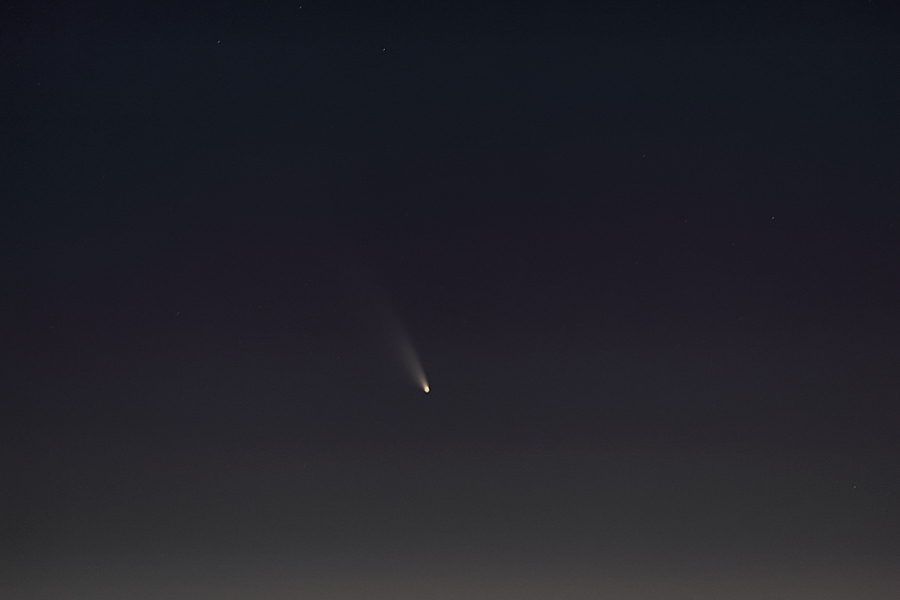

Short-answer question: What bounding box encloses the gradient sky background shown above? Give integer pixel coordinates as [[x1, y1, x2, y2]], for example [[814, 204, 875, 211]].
[[2, 1, 900, 597]]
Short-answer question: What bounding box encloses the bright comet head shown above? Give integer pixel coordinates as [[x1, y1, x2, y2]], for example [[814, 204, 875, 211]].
[[423, 383, 430, 393]]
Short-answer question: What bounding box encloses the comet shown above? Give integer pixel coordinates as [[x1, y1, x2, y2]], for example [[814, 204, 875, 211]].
[[398, 331, 430, 394], [318, 233, 430, 394], [362, 277, 430, 394]]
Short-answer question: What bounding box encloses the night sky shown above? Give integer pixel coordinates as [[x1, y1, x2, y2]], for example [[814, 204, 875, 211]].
[[2, 1, 900, 597]]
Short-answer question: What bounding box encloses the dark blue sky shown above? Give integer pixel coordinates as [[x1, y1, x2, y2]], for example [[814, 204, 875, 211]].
[[3, 0, 899, 442]]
